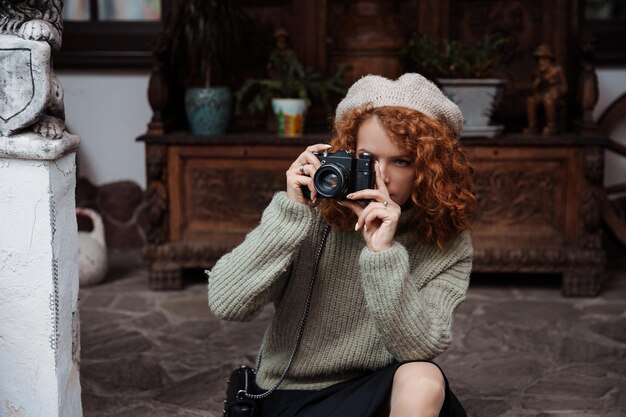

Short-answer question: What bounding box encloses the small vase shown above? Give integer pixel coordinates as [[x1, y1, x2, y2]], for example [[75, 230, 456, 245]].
[[271, 98, 307, 137], [185, 87, 233, 135]]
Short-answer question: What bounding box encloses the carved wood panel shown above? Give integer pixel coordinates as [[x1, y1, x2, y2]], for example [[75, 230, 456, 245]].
[[466, 146, 581, 246], [189, 165, 285, 222], [168, 145, 302, 242], [140, 134, 606, 295], [473, 166, 559, 226]]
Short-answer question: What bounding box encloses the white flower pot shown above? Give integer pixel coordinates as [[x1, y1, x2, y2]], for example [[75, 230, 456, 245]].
[[438, 78, 506, 138], [271, 98, 308, 137]]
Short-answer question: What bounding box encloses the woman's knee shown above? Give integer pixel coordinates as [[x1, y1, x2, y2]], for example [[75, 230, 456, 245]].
[[392, 362, 446, 400]]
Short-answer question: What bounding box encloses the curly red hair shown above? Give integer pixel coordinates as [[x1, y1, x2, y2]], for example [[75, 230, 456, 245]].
[[320, 105, 477, 249]]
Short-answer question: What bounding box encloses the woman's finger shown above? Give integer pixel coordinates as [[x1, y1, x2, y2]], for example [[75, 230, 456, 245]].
[[337, 199, 364, 218], [292, 151, 323, 170], [355, 203, 376, 231], [301, 144, 331, 168], [357, 201, 384, 230], [357, 201, 400, 230], [304, 176, 318, 202], [306, 143, 332, 153], [373, 161, 390, 195], [346, 188, 391, 204], [289, 144, 330, 172], [289, 174, 317, 202], [362, 206, 393, 229], [294, 163, 316, 177], [363, 211, 384, 234]]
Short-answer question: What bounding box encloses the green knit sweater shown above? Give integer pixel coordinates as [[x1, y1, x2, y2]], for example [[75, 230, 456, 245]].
[[207, 192, 473, 391]]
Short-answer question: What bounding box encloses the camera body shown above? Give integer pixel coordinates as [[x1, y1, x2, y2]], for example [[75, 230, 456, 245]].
[[302, 150, 375, 199]]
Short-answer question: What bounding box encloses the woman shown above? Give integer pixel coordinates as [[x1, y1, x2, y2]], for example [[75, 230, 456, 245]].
[[208, 73, 477, 417]]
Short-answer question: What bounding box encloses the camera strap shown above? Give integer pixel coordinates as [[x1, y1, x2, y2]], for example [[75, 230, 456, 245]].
[[243, 223, 331, 400]]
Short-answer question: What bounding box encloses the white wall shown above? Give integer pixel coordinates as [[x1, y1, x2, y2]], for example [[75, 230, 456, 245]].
[[57, 71, 151, 188], [58, 69, 626, 190], [595, 68, 626, 187]]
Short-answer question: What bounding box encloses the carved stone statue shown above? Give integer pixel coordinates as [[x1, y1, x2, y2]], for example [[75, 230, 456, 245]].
[[524, 44, 568, 136], [0, 0, 66, 139]]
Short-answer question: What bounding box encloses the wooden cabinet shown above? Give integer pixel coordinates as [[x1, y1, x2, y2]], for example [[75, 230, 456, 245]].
[[135, 0, 611, 296], [137, 132, 608, 296]]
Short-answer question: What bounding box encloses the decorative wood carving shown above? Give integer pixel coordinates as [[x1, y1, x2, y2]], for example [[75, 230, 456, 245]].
[[580, 147, 605, 251], [146, 23, 171, 135], [144, 144, 169, 245], [473, 247, 604, 272], [190, 168, 285, 221], [474, 167, 558, 226], [136, 134, 608, 295], [143, 241, 228, 263], [562, 270, 603, 297], [416, 0, 450, 40], [330, 0, 405, 84]]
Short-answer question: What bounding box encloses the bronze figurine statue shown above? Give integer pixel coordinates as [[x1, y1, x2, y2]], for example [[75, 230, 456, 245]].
[[524, 44, 568, 136]]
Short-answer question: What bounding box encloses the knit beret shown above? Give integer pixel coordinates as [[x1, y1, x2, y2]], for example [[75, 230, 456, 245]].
[[334, 73, 464, 137]]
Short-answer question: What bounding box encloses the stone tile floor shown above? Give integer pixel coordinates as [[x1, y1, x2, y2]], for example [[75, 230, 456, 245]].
[[79, 242, 626, 417]]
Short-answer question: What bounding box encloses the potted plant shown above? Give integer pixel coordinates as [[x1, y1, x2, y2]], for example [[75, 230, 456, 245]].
[[403, 34, 511, 137], [236, 48, 348, 137], [170, 0, 250, 135]]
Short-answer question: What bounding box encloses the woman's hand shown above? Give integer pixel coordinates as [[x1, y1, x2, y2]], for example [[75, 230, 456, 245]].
[[339, 162, 401, 252], [286, 144, 331, 205]]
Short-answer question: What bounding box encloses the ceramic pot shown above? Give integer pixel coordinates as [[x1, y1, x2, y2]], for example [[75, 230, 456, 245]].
[[271, 98, 307, 137], [185, 87, 233, 135], [438, 78, 507, 138], [76, 208, 108, 287]]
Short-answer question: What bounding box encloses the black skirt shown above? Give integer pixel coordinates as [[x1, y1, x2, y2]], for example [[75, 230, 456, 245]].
[[255, 360, 467, 417]]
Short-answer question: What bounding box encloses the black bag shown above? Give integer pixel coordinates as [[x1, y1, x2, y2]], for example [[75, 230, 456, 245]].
[[223, 366, 260, 417], [222, 225, 331, 417]]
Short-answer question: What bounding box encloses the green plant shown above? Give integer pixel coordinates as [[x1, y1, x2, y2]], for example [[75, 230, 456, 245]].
[[169, 0, 251, 88], [403, 33, 510, 79], [235, 50, 348, 114]]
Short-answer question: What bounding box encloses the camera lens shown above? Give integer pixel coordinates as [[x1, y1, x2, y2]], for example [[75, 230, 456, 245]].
[[314, 164, 349, 198], [322, 173, 338, 189]]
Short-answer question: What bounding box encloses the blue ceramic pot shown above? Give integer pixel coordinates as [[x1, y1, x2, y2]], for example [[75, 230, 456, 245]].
[[185, 87, 233, 135]]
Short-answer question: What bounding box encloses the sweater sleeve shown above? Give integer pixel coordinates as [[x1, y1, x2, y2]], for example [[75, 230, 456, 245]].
[[358, 231, 473, 360], [207, 192, 317, 322]]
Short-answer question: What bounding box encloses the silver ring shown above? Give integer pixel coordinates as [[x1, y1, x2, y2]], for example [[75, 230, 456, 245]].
[[298, 163, 305, 174], [383, 201, 388, 208]]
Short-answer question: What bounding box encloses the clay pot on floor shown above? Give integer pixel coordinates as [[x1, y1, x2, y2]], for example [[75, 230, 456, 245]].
[[77, 208, 108, 287]]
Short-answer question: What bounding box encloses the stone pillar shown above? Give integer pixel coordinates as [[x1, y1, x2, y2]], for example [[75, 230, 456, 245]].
[[0, 4, 83, 414], [0, 135, 81, 417]]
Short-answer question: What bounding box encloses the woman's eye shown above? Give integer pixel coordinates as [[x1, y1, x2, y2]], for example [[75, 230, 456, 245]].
[[394, 159, 410, 167]]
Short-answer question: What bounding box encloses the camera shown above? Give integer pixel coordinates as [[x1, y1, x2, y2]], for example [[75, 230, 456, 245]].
[[301, 150, 375, 199]]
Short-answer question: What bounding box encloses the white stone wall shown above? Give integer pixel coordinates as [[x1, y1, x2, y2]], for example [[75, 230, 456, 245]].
[[0, 153, 82, 417], [57, 71, 151, 188]]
